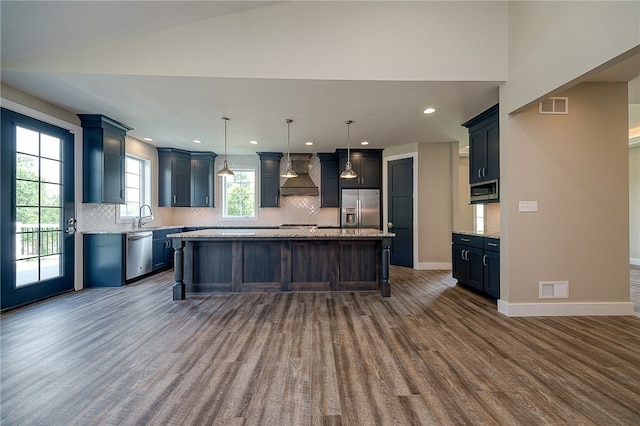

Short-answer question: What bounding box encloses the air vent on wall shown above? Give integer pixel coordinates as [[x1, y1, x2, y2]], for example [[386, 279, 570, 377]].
[[539, 97, 568, 115]]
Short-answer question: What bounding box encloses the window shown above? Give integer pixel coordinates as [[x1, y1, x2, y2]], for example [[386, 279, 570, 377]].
[[474, 204, 485, 234], [118, 155, 150, 220], [222, 169, 256, 218]]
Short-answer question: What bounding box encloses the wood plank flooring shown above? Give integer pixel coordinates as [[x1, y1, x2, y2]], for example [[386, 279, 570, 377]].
[[2, 267, 639, 425]]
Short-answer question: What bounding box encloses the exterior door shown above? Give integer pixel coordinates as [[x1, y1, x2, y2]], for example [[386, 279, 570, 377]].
[[1, 108, 75, 310], [387, 158, 413, 267]]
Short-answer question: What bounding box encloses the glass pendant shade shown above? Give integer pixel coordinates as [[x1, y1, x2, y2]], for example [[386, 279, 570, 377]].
[[217, 117, 234, 177], [281, 119, 298, 178], [340, 120, 358, 179]]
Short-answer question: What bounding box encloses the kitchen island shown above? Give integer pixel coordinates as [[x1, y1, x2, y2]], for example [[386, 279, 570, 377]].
[[167, 228, 394, 300]]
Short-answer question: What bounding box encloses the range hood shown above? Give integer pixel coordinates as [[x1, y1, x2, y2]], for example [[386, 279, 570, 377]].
[[280, 154, 319, 196]]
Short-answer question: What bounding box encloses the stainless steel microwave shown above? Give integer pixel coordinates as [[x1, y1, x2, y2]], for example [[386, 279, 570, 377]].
[[470, 179, 499, 203]]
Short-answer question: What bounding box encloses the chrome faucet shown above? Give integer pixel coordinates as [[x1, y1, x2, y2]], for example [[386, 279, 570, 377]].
[[137, 204, 154, 228]]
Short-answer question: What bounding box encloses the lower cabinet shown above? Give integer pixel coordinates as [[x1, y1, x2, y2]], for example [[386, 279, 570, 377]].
[[84, 234, 126, 287], [152, 228, 181, 271], [452, 233, 500, 298]]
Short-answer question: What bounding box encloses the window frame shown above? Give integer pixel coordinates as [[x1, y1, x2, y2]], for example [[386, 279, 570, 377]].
[[116, 154, 151, 223], [221, 167, 257, 220]]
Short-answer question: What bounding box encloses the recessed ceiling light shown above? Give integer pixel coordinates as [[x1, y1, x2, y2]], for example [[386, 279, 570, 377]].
[[360, 141, 369, 145], [424, 107, 436, 114], [249, 140, 259, 145], [193, 139, 202, 144], [143, 137, 153, 142], [305, 141, 314, 146]]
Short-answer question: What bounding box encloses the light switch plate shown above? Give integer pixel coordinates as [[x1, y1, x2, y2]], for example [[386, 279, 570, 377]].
[[519, 201, 538, 212]]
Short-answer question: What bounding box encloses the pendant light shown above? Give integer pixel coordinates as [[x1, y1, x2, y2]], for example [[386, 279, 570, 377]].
[[340, 120, 358, 179], [281, 119, 298, 178], [217, 117, 234, 177]]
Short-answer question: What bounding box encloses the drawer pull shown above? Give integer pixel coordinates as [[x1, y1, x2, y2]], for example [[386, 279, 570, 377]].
[[487, 242, 498, 247], [461, 238, 471, 242]]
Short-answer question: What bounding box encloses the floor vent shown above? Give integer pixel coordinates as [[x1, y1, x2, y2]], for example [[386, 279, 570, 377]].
[[539, 281, 569, 298], [539, 97, 569, 114]]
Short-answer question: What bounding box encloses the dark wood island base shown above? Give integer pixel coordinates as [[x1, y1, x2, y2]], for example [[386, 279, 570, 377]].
[[168, 228, 394, 299]]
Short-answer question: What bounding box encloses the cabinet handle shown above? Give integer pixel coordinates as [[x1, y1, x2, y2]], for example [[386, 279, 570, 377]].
[[478, 169, 482, 178], [173, 195, 176, 204], [487, 242, 498, 247], [483, 254, 487, 266], [483, 167, 487, 177], [461, 238, 470, 242], [205, 196, 209, 204]]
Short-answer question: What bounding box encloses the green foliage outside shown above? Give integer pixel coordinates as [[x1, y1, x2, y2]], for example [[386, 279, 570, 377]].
[[16, 154, 61, 226], [225, 171, 255, 217]]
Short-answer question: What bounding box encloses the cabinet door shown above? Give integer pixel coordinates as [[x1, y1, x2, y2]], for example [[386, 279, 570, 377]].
[[152, 238, 168, 271], [483, 249, 500, 298], [466, 246, 484, 291], [469, 128, 487, 184], [260, 156, 281, 207], [191, 156, 213, 207], [102, 129, 125, 204], [484, 121, 500, 181], [452, 244, 469, 282], [320, 159, 339, 207], [172, 155, 191, 207], [359, 155, 382, 188]]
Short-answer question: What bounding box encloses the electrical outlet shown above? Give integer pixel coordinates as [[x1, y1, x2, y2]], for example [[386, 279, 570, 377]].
[[519, 201, 538, 212]]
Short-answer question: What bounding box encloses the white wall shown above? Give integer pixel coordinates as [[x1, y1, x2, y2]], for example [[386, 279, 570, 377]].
[[499, 83, 632, 316], [502, 1, 640, 114]]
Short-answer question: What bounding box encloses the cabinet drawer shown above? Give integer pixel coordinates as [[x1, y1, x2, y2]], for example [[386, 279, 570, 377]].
[[484, 238, 500, 252], [452, 233, 483, 248]]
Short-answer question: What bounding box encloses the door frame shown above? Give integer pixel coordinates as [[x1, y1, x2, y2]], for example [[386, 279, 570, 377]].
[[383, 152, 418, 269], [2, 97, 83, 292]]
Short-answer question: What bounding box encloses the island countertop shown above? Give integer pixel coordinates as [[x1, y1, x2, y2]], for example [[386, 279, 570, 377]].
[[167, 228, 395, 239]]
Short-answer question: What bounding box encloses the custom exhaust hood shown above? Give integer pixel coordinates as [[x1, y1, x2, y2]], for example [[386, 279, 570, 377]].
[[280, 154, 319, 196]]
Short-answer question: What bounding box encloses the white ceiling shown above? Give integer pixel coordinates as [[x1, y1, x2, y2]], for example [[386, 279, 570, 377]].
[[1, 1, 637, 155]]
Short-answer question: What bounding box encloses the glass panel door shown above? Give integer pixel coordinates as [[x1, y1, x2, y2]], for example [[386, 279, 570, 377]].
[[1, 108, 75, 310]]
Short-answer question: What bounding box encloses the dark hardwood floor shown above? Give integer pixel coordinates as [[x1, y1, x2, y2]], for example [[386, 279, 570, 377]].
[[2, 267, 639, 425]]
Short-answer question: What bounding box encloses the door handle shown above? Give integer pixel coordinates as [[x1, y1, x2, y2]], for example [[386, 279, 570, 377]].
[[483, 254, 487, 266], [387, 222, 393, 229], [65, 217, 77, 234]]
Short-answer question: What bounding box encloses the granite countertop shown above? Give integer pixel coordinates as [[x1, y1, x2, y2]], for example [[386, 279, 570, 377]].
[[453, 230, 500, 239], [83, 225, 185, 235], [167, 228, 395, 239]]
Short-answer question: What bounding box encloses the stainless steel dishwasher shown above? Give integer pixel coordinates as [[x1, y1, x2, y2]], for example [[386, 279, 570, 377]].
[[126, 231, 153, 280]]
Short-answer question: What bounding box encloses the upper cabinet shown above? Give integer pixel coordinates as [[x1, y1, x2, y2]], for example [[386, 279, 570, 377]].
[[462, 104, 499, 184], [191, 152, 216, 207], [78, 114, 132, 204], [336, 149, 383, 189], [317, 153, 339, 207], [158, 148, 192, 207], [257, 152, 283, 208]]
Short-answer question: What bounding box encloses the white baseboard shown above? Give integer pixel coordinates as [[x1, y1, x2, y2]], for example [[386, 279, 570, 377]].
[[415, 262, 452, 270], [497, 300, 635, 317], [631, 257, 640, 266]]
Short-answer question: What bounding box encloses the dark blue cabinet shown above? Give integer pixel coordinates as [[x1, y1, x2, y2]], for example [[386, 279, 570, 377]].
[[452, 233, 500, 298], [257, 152, 283, 207], [462, 104, 499, 185], [158, 148, 191, 207], [152, 228, 181, 271], [78, 114, 132, 204], [318, 153, 339, 207], [191, 152, 216, 207], [336, 149, 383, 189], [83, 234, 126, 287]]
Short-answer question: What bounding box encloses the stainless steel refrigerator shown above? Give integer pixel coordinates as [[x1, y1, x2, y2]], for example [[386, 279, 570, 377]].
[[341, 189, 380, 229]]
